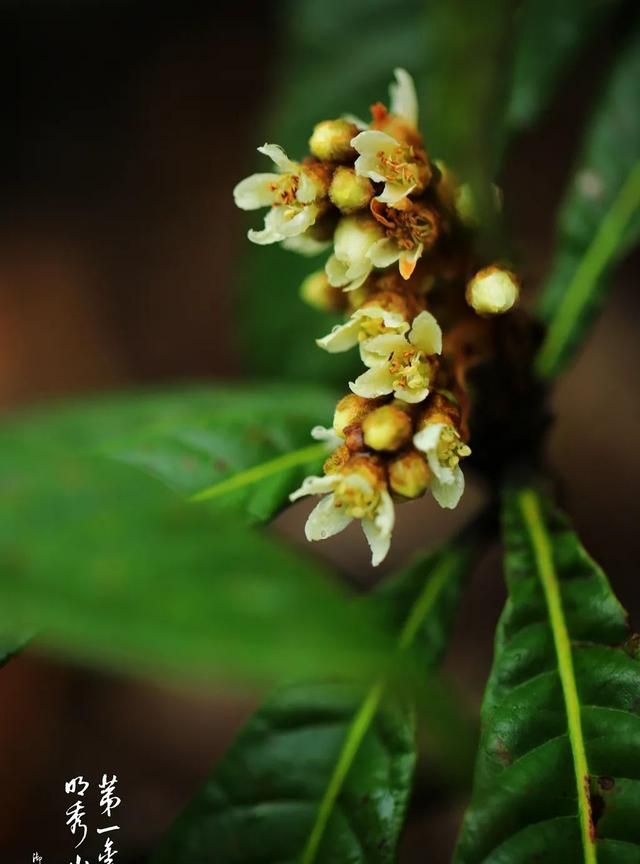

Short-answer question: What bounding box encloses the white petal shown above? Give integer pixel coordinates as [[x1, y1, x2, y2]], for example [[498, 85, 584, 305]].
[[247, 224, 281, 246], [367, 238, 401, 269], [413, 422, 454, 484], [394, 383, 430, 404], [282, 234, 331, 256], [431, 467, 465, 509], [351, 130, 399, 159], [409, 310, 442, 355], [305, 494, 353, 541], [352, 306, 407, 331], [233, 173, 280, 210], [334, 217, 383, 265], [289, 474, 337, 502], [250, 205, 318, 245], [360, 332, 408, 367], [389, 68, 418, 127], [377, 181, 415, 206], [310, 426, 343, 448], [353, 154, 387, 184], [325, 253, 350, 287], [398, 243, 423, 279], [316, 319, 361, 353], [296, 170, 320, 204], [342, 271, 371, 293], [361, 490, 395, 566], [258, 143, 296, 172], [350, 365, 395, 399]]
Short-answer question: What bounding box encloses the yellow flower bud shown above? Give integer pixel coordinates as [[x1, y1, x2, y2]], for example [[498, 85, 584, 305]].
[[466, 265, 520, 316], [388, 449, 431, 499], [416, 394, 460, 431], [362, 405, 412, 452], [309, 119, 359, 162], [329, 167, 374, 214], [323, 443, 351, 475], [300, 271, 345, 313], [333, 394, 376, 438]]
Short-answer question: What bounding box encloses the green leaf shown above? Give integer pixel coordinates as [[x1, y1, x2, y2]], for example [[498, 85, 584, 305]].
[[0, 389, 386, 686], [535, 26, 640, 378], [101, 383, 336, 522], [152, 531, 479, 864], [455, 487, 639, 863], [421, 0, 514, 239], [239, 0, 515, 381], [507, 0, 621, 132]]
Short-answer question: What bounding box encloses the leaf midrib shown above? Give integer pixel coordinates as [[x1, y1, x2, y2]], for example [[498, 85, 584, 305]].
[[190, 442, 327, 502], [300, 551, 461, 864], [518, 488, 597, 864]]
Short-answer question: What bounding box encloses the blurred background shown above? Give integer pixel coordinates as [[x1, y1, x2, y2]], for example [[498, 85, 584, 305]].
[[1, 0, 639, 861]]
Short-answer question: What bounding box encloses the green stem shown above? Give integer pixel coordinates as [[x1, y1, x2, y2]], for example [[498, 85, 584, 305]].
[[190, 442, 327, 502], [518, 489, 597, 863], [536, 159, 640, 378], [300, 552, 459, 864]]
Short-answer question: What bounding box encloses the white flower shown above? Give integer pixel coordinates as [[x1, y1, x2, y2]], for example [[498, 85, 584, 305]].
[[233, 144, 326, 245], [324, 216, 385, 292], [310, 425, 343, 449], [316, 298, 410, 363], [389, 67, 418, 127], [350, 310, 442, 403], [350, 70, 421, 208], [367, 234, 425, 280], [289, 458, 395, 566], [413, 422, 471, 509], [351, 130, 424, 207]]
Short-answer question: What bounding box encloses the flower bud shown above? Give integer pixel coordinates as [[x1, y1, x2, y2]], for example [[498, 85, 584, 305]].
[[300, 271, 345, 313], [329, 167, 374, 214], [309, 119, 359, 162], [323, 443, 351, 475], [333, 394, 377, 438], [417, 393, 460, 431], [362, 405, 412, 452], [466, 265, 520, 316], [388, 449, 431, 499]]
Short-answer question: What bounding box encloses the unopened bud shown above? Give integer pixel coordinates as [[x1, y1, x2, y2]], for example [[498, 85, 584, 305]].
[[323, 443, 351, 475], [329, 167, 374, 214], [417, 394, 460, 431], [300, 271, 345, 313], [388, 449, 431, 499], [466, 265, 520, 316], [333, 394, 377, 438], [362, 405, 412, 451], [309, 119, 359, 162]]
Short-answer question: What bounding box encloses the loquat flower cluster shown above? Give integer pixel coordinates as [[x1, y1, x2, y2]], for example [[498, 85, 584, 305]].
[[233, 69, 520, 565]]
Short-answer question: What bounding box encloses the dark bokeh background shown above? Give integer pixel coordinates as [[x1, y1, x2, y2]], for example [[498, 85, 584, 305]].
[[1, 2, 639, 861]]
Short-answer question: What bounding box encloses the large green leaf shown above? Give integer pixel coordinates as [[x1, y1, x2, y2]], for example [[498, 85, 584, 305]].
[[239, 0, 514, 382], [455, 487, 639, 863], [0, 387, 386, 685], [535, 25, 640, 377], [152, 531, 478, 864], [100, 383, 336, 522], [506, 0, 621, 132]]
